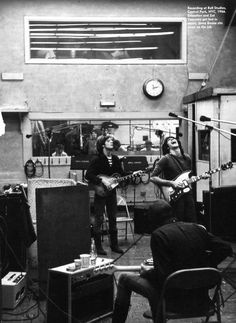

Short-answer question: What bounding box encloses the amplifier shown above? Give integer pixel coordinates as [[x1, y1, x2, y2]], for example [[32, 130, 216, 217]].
[[49, 257, 114, 283], [71, 155, 94, 170], [47, 259, 115, 323], [46, 258, 141, 323], [2, 272, 27, 309], [122, 156, 148, 172]]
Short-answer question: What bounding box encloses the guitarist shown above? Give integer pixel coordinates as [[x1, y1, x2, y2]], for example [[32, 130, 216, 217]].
[[85, 134, 126, 255], [150, 136, 198, 223]]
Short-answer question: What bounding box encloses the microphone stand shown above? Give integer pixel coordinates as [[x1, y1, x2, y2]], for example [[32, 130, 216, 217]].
[[46, 129, 53, 179], [155, 130, 164, 159], [206, 126, 213, 232]]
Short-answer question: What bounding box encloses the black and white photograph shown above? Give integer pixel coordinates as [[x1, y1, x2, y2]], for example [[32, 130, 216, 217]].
[[0, 0, 235, 322]]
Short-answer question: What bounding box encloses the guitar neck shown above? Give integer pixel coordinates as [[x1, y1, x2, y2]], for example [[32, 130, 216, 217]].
[[116, 172, 142, 183], [188, 167, 221, 185], [111, 265, 141, 272]]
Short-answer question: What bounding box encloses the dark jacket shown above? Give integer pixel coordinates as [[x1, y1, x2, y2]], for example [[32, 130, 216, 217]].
[[142, 222, 232, 287], [85, 154, 125, 185]]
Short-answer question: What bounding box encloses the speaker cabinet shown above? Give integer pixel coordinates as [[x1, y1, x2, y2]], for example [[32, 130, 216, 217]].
[[134, 205, 151, 234], [47, 272, 113, 323], [0, 261, 1, 321], [36, 185, 91, 294], [0, 194, 29, 275], [203, 186, 236, 241], [122, 156, 148, 172]]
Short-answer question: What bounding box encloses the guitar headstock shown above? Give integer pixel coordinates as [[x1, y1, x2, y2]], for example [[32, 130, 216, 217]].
[[221, 161, 233, 170]]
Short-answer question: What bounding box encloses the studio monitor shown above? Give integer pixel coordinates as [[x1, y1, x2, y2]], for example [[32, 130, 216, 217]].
[[203, 186, 236, 241]]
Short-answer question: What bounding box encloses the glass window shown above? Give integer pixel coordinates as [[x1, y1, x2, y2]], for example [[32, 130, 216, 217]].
[[31, 119, 179, 158], [25, 17, 186, 64]]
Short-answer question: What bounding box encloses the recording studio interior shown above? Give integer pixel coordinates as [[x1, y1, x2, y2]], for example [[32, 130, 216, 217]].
[[0, 0, 236, 322]]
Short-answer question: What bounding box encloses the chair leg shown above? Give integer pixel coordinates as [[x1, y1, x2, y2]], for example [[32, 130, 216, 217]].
[[162, 301, 167, 323], [129, 221, 135, 243], [216, 296, 222, 323]]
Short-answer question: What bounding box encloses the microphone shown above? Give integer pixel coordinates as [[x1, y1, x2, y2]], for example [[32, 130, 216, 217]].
[[155, 129, 163, 136], [169, 112, 178, 118], [200, 116, 211, 122], [46, 128, 53, 139], [26, 134, 32, 138]]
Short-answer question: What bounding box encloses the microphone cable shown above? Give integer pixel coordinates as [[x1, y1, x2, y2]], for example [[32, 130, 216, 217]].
[[199, 8, 236, 91]]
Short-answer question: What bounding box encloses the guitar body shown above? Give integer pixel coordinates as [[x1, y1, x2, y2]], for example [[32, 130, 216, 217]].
[[161, 171, 192, 203], [93, 174, 120, 197], [93, 171, 144, 197], [160, 162, 233, 204]]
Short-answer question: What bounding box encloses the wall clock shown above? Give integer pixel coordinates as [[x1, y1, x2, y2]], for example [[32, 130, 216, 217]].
[[143, 78, 164, 99]]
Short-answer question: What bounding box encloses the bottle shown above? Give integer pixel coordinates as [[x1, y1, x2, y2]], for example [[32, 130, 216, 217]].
[[90, 238, 97, 266]]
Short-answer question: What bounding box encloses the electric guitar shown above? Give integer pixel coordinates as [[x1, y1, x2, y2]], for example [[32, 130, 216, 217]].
[[160, 161, 233, 204], [93, 170, 145, 197]]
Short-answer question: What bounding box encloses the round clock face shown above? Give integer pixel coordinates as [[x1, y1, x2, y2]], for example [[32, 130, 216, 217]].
[[143, 78, 164, 99]]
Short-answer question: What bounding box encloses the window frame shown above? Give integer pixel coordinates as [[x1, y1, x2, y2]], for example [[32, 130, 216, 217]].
[[24, 16, 187, 65]]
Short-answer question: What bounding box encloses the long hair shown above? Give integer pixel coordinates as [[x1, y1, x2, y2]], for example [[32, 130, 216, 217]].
[[162, 136, 185, 157], [96, 134, 114, 154]]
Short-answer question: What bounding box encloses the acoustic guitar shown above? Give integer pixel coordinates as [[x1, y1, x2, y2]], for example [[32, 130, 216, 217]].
[[160, 162, 233, 204], [93, 170, 145, 197]]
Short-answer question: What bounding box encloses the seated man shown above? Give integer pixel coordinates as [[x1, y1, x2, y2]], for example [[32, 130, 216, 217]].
[[112, 199, 233, 323], [52, 143, 68, 156]]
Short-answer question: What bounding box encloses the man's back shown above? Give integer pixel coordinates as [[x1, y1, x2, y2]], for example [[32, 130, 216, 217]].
[[151, 222, 230, 284]]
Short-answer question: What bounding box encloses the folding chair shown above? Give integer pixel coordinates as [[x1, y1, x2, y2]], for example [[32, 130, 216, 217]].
[[116, 195, 135, 242], [155, 267, 222, 323], [102, 195, 135, 243]]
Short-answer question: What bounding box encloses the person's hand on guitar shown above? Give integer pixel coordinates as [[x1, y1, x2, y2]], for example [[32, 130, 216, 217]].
[[140, 258, 154, 278], [101, 176, 115, 189], [170, 180, 184, 189]]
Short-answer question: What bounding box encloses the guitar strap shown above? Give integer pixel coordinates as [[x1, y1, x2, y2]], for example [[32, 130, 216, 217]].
[[167, 154, 185, 173], [155, 155, 186, 202]]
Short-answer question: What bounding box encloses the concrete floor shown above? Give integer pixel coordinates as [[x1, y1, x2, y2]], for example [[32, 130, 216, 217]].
[[1, 231, 236, 323]]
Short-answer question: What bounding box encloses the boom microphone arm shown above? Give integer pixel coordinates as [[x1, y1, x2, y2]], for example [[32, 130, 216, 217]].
[[200, 115, 236, 125], [169, 112, 236, 137]]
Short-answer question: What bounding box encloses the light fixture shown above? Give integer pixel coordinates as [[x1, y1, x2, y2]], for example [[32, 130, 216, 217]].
[[100, 101, 116, 108]]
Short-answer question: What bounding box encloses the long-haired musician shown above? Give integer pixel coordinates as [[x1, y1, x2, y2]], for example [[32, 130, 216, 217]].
[[150, 136, 197, 223], [85, 134, 125, 255]]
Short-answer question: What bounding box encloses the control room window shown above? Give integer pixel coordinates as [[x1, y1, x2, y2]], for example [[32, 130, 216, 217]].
[[31, 119, 179, 157], [24, 17, 186, 64]]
